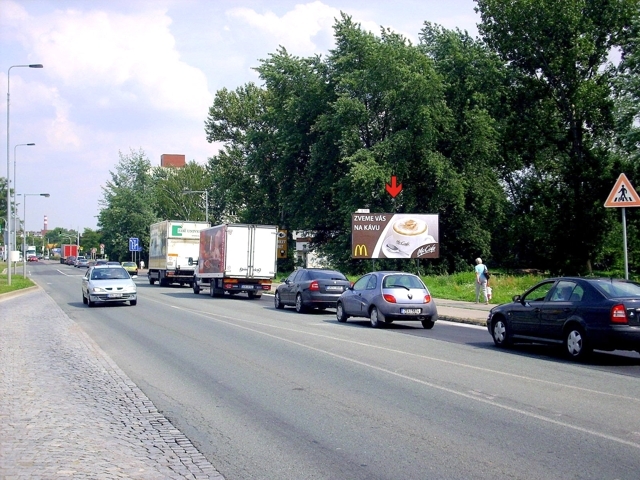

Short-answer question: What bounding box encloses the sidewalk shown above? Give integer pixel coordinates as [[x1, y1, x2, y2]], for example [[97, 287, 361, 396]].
[[0, 287, 224, 479]]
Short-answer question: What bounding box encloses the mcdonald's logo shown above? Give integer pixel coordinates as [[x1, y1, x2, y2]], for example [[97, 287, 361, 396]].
[[353, 244, 368, 257]]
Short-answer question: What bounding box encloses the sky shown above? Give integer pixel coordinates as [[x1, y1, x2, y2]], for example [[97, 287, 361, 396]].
[[1, 0, 481, 234]]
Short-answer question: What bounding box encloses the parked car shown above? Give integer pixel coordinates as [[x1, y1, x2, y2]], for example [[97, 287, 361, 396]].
[[81, 265, 137, 307], [487, 277, 640, 360], [274, 268, 351, 313], [121, 261, 138, 275], [336, 271, 438, 329]]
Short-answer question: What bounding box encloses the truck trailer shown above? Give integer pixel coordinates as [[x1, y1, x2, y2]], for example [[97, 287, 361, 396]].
[[193, 224, 278, 298], [148, 220, 210, 287], [60, 244, 79, 264]]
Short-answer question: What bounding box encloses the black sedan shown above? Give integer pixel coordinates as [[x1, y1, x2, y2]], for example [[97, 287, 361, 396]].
[[336, 271, 438, 329], [487, 277, 640, 360], [274, 268, 351, 313]]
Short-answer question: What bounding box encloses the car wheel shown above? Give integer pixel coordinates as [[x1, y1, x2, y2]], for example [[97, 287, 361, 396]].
[[87, 296, 95, 308], [336, 302, 348, 322], [295, 294, 306, 313], [564, 325, 591, 360], [491, 317, 510, 347], [369, 307, 384, 328], [421, 319, 435, 329], [274, 291, 284, 309], [82, 292, 87, 305], [130, 299, 137, 306]]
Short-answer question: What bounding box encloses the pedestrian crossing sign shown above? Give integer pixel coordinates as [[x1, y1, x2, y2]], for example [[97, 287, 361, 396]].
[[604, 173, 640, 208]]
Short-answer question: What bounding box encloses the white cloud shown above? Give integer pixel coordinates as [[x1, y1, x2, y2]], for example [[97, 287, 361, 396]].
[[7, 4, 212, 119]]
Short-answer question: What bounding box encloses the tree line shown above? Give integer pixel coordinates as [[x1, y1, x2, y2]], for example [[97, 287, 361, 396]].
[[93, 1, 639, 275]]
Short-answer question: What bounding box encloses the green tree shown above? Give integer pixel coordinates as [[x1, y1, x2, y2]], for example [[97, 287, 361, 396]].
[[476, 0, 638, 274], [152, 161, 212, 223], [97, 149, 157, 262]]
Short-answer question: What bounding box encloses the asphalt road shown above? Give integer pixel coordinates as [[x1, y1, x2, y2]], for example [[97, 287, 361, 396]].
[[30, 261, 640, 480]]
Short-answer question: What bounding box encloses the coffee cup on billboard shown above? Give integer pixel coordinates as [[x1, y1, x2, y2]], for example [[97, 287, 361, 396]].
[[390, 218, 428, 253]]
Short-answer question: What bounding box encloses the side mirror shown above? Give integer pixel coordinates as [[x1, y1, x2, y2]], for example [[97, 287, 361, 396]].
[[512, 294, 522, 303], [188, 257, 194, 266]]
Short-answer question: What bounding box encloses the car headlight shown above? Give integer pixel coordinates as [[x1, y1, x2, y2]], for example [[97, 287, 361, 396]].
[[90, 286, 108, 293]]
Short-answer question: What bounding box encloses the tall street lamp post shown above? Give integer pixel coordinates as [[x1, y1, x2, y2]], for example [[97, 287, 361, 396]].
[[19, 193, 49, 277], [6, 63, 43, 286], [183, 189, 209, 225]]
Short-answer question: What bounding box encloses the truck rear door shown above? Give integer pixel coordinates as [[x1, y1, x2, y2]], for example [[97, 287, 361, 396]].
[[250, 226, 277, 278]]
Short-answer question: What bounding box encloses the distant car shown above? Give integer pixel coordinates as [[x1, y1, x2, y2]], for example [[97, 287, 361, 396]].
[[81, 265, 137, 307], [107, 261, 120, 265], [74, 256, 87, 267], [121, 261, 138, 275], [274, 268, 351, 313], [43, 254, 49, 260], [336, 271, 438, 329], [487, 277, 640, 360], [94, 259, 108, 266], [27, 254, 38, 262], [76, 258, 90, 268]]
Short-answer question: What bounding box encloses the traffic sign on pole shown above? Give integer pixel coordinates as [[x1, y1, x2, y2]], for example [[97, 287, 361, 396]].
[[129, 237, 139, 252], [604, 173, 640, 208]]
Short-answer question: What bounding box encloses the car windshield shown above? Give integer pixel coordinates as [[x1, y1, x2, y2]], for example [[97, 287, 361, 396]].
[[592, 280, 640, 298], [310, 270, 347, 280], [382, 275, 424, 289], [91, 268, 130, 280]]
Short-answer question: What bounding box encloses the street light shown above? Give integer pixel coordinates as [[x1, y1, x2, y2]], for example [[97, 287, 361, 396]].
[[6, 63, 43, 286], [18, 193, 49, 277], [12, 143, 35, 253], [182, 189, 209, 224]]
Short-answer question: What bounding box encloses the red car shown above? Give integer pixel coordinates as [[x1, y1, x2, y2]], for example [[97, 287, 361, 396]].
[[27, 255, 38, 262]]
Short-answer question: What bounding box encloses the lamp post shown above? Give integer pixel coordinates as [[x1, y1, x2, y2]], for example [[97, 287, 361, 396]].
[[19, 193, 49, 277], [182, 189, 209, 224], [6, 63, 43, 286]]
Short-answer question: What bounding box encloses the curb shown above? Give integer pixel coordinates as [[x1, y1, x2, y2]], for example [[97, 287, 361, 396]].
[[0, 284, 40, 302]]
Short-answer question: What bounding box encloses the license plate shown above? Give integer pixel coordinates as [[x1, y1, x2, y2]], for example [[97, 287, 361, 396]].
[[401, 308, 421, 314], [241, 285, 254, 289], [326, 286, 343, 291], [108, 293, 123, 298]]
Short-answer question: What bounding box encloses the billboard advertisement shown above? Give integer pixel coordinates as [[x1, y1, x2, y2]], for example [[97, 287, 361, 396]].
[[351, 213, 439, 259]]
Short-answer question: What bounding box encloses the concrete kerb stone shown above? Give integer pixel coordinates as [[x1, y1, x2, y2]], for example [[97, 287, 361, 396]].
[[0, 284, 40, 302]]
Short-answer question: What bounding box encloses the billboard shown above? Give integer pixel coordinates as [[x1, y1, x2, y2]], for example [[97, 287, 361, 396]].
[[352, 213, 439, 259]]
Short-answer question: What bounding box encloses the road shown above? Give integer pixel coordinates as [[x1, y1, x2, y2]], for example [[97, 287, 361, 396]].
[[30, 261, 640, 480]]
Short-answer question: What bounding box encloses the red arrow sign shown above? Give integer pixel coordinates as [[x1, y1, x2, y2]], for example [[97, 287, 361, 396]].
[[385, 176, 403, 198]]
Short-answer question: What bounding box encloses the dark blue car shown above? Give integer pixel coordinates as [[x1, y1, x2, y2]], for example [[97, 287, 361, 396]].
[[487, 277, 640, 359]]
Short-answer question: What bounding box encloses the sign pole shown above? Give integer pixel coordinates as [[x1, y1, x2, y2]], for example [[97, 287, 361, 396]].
[[622, 207, 628, 280]]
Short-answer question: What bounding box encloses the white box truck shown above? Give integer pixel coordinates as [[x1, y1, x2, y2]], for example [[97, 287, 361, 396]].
[[193, 224, 277, 299], [148, 220, 210, 287]]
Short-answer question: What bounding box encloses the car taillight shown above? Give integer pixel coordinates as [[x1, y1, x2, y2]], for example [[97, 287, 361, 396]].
[[309, 281, 320, 291], [383, 294, 396, 303], [611, 304, 628, 324], [424, 294, 431, 303]]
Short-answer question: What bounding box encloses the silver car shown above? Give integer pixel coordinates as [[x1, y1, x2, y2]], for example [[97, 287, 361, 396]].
[[82, 265, 137, 307], [336, 271, 438, 329]]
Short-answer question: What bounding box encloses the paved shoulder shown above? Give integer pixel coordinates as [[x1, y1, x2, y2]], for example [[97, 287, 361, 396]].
[[0, 289, 224, 479]]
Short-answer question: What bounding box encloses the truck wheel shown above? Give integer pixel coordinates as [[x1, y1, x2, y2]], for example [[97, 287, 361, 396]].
[[193, 279, 200, 294], [149, 277, 156, 285], [248, 291, 262, 299]]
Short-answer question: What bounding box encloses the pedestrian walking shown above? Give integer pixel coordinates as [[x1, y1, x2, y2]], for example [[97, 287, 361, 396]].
[[140, 259, 145, 270], [474, 257, 489, 304]]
